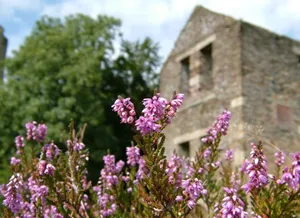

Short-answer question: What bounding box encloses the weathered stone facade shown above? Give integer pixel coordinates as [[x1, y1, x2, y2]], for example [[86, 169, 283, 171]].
[[0, 26, 8, 81], [160, 6, 300, 166]]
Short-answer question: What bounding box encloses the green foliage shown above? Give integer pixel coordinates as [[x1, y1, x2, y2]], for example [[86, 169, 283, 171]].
[[0, 13, 160, 184]]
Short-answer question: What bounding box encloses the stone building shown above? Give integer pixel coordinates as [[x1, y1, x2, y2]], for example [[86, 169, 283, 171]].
[[0, 26, 8, 81], [160, 6, 300, 165]]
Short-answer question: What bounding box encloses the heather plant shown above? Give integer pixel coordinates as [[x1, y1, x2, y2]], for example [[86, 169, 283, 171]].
[[1, 91, 300, 217]]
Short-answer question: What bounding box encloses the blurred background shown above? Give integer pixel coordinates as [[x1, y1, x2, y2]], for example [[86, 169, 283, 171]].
[[0, 0, 300, 184]]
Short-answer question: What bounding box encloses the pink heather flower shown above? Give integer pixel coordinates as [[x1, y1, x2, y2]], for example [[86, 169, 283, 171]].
[[73, 142, 85, 151], [291, 152, 300, 184], [2, 173, 23, 214], [165, 93, 184, 123], [38, 160, 55, 176], [25, 121, 36, 140], [36, 124, 47, 141], [135, 115, 161, 136], [203, 147, 211, 158], [112, 97, 136, 124], [230, 172, 241, 190], [42, 143, 60, 160], [101, 155, 124, 187], [242, 143, 268, 193], [225, 149, 234, 161], [166, 154, 182, 186], [25, 121, 47, 142], [182, 178, 207, 209], [274, 151, 285, 166], [15, 136, 25, 149], [98, 193, 117, 217], [219, 188, 247, 218], [126, 146, 140, 166], [10, 157, 21, 165], [122, 175, 130, 183], [142, 93, 168, 119], [212, 161, 221, 169], [45, 164, 56, 176], [28, 177, 49, 209], [201, 110, 231, 144], [136, 158, 149, 181], [278, 167, 297, 189], [240, 159, 250, 172], [170, 93, 184, 111], [116, 160, 125, 173], [175, 195, 183, 202], [44, 206, 63, 218], [66, 139, 85, 151], [279, 152, 300, 190], [187, 200, 196, 209]]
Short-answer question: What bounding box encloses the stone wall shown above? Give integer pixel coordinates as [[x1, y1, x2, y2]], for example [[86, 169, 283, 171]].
[[241, 22, 300, 163], [160, 6, 300, 168], [160, 7, 244, 161]]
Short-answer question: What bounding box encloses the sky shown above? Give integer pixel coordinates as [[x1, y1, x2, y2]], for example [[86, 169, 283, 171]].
[[1, 0, 300, 62]]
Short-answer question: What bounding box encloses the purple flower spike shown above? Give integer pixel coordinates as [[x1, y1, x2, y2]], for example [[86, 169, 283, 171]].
[[135, 115, 161, 136], [274, 151, 285, 166], [202, 110, 231, 144], [241, 142, 268, 193], [225, 149, 234, 161], [182, 178, 207, 209], [10, 157, 21, 165], [218, 187, 247, 218], [36, 124, 47, 142], [166, 154, 182, 187], [25, 121, 47, 142], [2, 173, 23, 214], [15, 136, 25, 150], [112, 97, 136, 124], [126, 146, 140, 166], [142, 93, 168, 119]]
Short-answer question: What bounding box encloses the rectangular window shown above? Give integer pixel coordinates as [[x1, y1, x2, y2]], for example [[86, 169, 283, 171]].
[[179, 141, 190, 158], [276, 104, 292, 129], [180, 57, 190, 94], [199, 43, 213, 89], [200, 43, 212, 74]]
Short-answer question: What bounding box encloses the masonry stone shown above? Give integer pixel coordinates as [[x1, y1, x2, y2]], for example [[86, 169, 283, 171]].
[[160, 6, 300, 167]]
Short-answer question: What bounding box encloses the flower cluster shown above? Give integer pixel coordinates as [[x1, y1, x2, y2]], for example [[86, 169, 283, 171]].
[[217, 188, 247, 218], [113, 92, 184, 136], [165, 154, 182, 186], [182, 178, 207, 209], [2, 92, 300, 218], [38, 160, 56, 176], [135, 93, 168, 136], [135, 157, 149, 181], [25, 121, 47, 142], [225, 149, 234, 162], [242, 142, 268, 193], [100, 155, 124, 187], [126, 146, 140, 166], [111, 97, 136, 124], [278, 152, 300, 190], [15, 136, 25, 151], [42, 142, 61, 160], [201, 110, 231, 143], [274, 151, 285, 166], [2, 173, 23, 214], [66, 139, 86, 151]]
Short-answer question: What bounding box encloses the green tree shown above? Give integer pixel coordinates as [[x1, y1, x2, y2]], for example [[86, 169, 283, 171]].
[[0, 14, 160, 183]]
